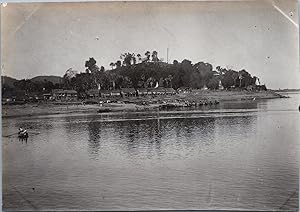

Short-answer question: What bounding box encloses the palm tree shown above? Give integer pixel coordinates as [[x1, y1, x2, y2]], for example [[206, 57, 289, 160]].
[[152, 51, 159, 62], [85, 57, 100, 74], [145, 51, 151, 62], [137, 54, 142, 63], [110, 62, 115, 70], [115, 60, 122, 68]]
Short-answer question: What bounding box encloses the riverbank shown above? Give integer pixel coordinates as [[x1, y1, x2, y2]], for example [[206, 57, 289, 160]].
[[2, 90, 286, 118]]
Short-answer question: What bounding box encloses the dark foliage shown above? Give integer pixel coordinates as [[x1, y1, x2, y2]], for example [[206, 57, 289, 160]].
[[2, 53, 263, 97]]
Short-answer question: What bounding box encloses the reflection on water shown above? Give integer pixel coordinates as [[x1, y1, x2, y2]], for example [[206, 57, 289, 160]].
[[82, 112, 258, 162], [2, 94, 300, 210], [87, 120, 102, 158]]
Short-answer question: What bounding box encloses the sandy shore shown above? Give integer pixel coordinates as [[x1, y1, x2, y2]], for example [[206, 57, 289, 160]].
[[2, 90, 286, 118], [176, 89, 285, 101]]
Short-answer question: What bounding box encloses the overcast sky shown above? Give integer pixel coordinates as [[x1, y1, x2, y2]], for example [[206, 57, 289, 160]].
[[1, 0, 299, 89]]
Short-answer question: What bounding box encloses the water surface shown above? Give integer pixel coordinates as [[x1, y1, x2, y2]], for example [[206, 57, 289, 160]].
[[3, 93, 300, 210]]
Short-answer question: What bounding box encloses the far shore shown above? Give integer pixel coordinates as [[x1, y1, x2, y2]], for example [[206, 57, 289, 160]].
[[2, 90, 287, 118]]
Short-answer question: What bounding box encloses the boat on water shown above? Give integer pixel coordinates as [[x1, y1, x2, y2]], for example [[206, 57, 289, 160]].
[[18, 128, 29, 139], [97, 108, 112, 113], [18, 133, 28, 138]]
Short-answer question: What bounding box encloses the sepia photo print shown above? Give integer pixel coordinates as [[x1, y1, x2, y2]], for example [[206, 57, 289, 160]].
[[1, 1, 299, 211]]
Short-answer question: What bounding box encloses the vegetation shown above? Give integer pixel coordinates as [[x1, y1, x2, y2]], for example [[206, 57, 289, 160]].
[[2, 50, 265, 97], [62, 50, 262, 93]]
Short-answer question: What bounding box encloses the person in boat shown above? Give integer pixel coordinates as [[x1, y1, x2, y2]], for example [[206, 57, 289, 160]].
[[18, 128, 28, 136], [19, 128, 24, 134]]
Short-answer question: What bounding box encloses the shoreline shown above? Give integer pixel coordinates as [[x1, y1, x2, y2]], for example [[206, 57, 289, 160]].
[[2, 90, 287, 119]]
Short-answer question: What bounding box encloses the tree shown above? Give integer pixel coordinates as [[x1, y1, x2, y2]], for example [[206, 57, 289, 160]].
[[145, 51, 151, 62], [109, 73, 118, 90], [207, 77, 219, 90], [110, 62, 115, 70], [152, 51, 159, 62], [238, 69, 252, 88], [137, 54, 142, 63], [173, 60, 179, 65], [63, 68, 77, 89], [216, 66, 227, 76], [74, 51, 264, 91], [64, 68, 77, 79], [115, 75, 132, 89], [116, 60, 122, 68], [193, 62, 213, 88], [85, 57, 99, 73], [221, 69, 239, 89], [14, 79, 37, 93], [163, 75, 173, 87], [73, 72, 105, 92], [121, 53, 136, 66], [100, 66, 105, 72], [182, 59, 192, 67]]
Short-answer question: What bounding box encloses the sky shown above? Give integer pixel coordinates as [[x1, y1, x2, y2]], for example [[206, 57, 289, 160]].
[[1, 0, 299, 89]]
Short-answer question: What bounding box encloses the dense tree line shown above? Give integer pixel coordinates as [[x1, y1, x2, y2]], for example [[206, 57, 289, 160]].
[[4, 50, 264, 95], [63, 51, 262, 93], [2, 79, 62, 94]]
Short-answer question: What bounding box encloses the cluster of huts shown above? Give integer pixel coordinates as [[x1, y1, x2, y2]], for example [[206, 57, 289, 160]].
[[52, 87, 177, 101], [2, 87, 177, 103], [86, 87, 176, 100]]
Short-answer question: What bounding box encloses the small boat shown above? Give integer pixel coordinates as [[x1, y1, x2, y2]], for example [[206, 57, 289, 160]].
[[159, 103, 184, 109], [18, 132, 29, 139], [97, 108, 112, 113]]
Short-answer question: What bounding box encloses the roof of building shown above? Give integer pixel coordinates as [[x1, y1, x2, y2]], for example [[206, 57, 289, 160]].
[[151, 87, 166, 92], [87, 89, 100, 95], [65, 90, 77, 94], [121, 88, 136, 93], [137, 88, 149, 92], [100, 90, 112, 94], [27, 92, 41, 96], [53, 89, 77, 94], [165, 88, 176, 92], [111, 89, 121, 93], [52, 89, 63, 93]]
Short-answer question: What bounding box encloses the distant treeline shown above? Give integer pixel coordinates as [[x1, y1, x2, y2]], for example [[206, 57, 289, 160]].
[[3, 50, 265, 95]]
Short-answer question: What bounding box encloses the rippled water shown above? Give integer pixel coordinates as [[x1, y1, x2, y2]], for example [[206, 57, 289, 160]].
[[3, 93, 300, 210]]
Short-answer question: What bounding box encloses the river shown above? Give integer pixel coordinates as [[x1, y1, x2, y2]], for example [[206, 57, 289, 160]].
[[3, 92, 300, 210]]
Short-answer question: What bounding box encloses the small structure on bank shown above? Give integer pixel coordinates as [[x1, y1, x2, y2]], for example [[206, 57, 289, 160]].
[[52, 89, 78, 101], [177, 87, 192, 93], [121, 88, 137, 97], [87, 89, 100, 98], [137, 88, 149, 96], [99, 90, 111, 98], [111, 90, 122, 98], [137, 87, 176, 96], [165, 88, 176, 95], [150, 87, 166, 95]]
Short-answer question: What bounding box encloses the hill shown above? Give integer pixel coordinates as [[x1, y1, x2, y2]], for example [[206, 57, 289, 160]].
[[30, 75, 63, 84], [1, 76, 18, 88]]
